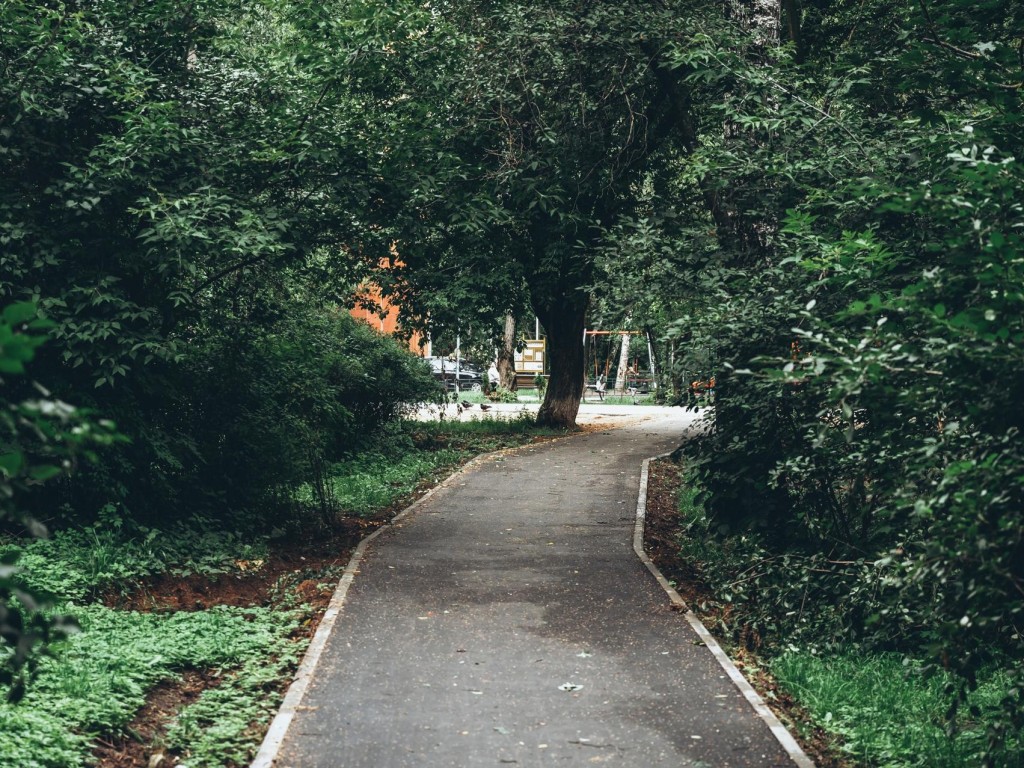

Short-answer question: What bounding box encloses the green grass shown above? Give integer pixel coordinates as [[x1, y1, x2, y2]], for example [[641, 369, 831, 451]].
[[772, 650, 1023, 767], [302, 416, 565, 517], [319, 449, 466, 514], [581, 392, 659, 405], [0, 514, 268, 602], [413, 412, 551, 437], [0, 603, 305, 768]]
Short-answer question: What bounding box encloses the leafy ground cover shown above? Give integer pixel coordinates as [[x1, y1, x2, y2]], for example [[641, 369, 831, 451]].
[[0, 418, 565, 768], [643, 458, 1023, 768], [0, 605, 304, 768]]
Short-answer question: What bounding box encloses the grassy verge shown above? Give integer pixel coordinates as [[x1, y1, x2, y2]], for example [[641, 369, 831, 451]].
[[771, 651, 1021, 767]]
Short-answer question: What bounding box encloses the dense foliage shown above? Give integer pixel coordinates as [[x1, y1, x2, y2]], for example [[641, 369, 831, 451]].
[[0, 0, 440, 524], [655, 0, 1024, 758], [0, 303, 120, 699], [0, 0, 439, 690]]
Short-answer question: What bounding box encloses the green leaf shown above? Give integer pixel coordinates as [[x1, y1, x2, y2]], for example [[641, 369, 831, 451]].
[[0, 452, 24, 477], [28, 465, 63, 482], [2, 302, 37, 325]]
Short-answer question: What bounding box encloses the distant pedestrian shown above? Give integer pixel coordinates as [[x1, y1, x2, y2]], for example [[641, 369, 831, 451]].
[[595, 374, 606, 401], [487, 362, 500, 389]]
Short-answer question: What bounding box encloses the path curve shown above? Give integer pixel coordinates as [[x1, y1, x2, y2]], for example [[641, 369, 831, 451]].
[[255, 408, 809, 767]]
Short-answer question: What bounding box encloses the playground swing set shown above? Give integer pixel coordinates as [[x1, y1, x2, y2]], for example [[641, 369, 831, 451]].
[[582, 329, 655, 402]]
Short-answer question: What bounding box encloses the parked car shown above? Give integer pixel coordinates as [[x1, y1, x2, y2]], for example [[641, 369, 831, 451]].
[[424, 357, 484, 392]]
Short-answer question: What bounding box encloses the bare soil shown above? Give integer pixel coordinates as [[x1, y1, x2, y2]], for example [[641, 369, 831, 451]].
[[643, 458, 854, 768], [102, 519, 373, 614], [93, 670, 221, 768]]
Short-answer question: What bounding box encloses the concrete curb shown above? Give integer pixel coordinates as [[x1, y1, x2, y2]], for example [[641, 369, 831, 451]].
[[632, 455, 816, 768], [249, 452, 496, 768]]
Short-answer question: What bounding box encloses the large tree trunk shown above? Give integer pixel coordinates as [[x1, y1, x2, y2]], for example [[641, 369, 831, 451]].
[[497, 311, 518, 390], [535, 299, 586, 429]]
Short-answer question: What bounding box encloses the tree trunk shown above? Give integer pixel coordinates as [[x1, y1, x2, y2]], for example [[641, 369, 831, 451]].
[[781, 0, 802, 56], [645, 327, 663, 397], [535, 300, 586, 429], [613, 329, 631, 393], [669, 340, 684, 401], [497, 311, 518, 390]]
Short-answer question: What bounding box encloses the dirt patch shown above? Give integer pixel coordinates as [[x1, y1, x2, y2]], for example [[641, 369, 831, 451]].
[[94, 527, 368, 768], [103, 522, 371, 613], [93, 669, 219, 768], [643, 458, 854, 768], [642, 460, 714, 609]]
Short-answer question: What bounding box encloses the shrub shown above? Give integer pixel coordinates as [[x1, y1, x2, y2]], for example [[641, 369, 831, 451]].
[[169, 307, 442, 521]]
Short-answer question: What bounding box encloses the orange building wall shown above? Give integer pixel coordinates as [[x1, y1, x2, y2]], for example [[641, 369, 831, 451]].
[[349, 258, 424, 354]]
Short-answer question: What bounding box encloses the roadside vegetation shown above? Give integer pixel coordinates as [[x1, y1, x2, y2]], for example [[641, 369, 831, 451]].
[[659, 465, 1023, 767]]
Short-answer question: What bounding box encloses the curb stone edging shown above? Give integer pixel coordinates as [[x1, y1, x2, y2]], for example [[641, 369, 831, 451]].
[[633, 454, 817, 768], [249, 451, 499, 768]]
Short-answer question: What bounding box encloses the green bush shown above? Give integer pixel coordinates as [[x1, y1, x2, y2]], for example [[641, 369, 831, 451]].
[[48, 307, 443, 527], [664, 2, 1024, 751], [172, 308, 441, 516], [489, 386, 519, 403]]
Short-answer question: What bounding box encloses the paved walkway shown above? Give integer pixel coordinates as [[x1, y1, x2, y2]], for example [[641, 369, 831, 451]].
[[263, 408, 804, 767]]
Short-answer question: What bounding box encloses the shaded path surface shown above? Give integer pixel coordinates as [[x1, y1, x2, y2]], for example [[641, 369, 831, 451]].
[[273, 409, 796, 767]]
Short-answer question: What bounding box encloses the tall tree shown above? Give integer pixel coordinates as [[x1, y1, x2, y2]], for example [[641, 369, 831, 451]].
[[383, 0, 717, 426]]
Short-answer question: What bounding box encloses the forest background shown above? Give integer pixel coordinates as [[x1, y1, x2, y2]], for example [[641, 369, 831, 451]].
[[1, 0, 1021, 765]]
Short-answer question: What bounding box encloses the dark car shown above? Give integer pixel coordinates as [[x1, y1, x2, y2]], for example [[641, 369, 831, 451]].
[[424, 357, 484, 392]]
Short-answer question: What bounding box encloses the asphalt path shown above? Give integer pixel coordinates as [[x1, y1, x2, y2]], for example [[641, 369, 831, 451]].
[[266, 407, 803, 767]]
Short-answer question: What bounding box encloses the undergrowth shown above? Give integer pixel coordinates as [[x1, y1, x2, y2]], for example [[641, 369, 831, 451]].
[[0, 508, 269, 602], [772, 652, 1023, 767], [308, 449, 466, 515], [669, 461, 1023, 767], [0, 603, 305, 768]]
